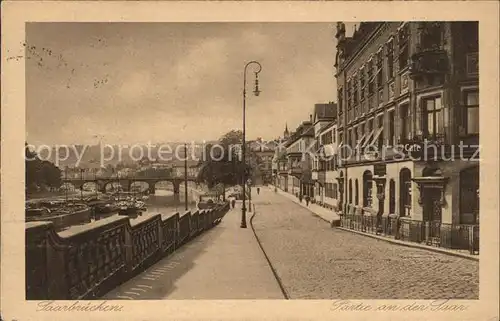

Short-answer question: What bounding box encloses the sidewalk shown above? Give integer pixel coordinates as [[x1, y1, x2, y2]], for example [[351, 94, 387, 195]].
[[272, 186, 340, 225], [268, 186, 478, 261], [103, 205, 285, 299]]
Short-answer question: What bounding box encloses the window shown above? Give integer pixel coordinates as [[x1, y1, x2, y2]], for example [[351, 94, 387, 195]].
[[362, 171, 373, 207], [460, 166, 479, 224], [360, 66, 366, 100], [388, 110, 395, 146], [398, 24, 410, 70], [386, 39, 394, 79], [353, 74, 359, 106], [376, 50, 384, 88], [421, 22, 442, 50], [389, 179, 396, 214], [367, 60, 374, 95], [423, 96, 444, 141], [338, 88, 343, 114], [399, 168, 412, 216], [349, 179, 353, 203], [462, 22, 478, 53], [464, 90, 479, 135], [347, 80, 352, 110], [353, 128, 358, 151], [322, 132, 332, 145], [355, 179, 359, 205], [400, 104, 411, 141]]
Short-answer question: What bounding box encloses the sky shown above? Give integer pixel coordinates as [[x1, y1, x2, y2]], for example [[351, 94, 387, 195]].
[[26, 22, 355, 146]]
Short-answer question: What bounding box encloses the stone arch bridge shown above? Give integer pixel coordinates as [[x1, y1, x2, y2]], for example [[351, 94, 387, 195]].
[[62, 176, 199, 195]]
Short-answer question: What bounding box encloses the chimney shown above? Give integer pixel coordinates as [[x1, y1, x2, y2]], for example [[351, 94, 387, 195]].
[[309, 114, 313, 122]]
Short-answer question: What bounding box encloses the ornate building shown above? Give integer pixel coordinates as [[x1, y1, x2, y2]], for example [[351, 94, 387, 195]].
[[334, 22, 479, 243]]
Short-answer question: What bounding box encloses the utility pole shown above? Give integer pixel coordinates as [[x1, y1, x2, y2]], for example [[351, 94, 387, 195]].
[[65, 167, 68, 202]]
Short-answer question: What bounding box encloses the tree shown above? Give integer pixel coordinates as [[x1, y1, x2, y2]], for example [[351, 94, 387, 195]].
[[25, 143, 62, 192], [197, 130, 257, 199]]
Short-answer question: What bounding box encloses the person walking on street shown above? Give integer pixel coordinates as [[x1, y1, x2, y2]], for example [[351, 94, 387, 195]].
[[231, 198, 236, 209], [305, 195, 310, 206], [257, 187, 260, 195], [299, 194, 303, 203]]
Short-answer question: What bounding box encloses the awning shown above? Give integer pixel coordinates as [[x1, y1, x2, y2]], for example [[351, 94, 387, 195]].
[[355, 133, 367, 150], [362, 129, 375, 148], [368, 126, 384, 147]]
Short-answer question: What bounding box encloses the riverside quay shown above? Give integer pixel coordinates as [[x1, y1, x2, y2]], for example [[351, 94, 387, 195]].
[[22, 20, 481, 301]]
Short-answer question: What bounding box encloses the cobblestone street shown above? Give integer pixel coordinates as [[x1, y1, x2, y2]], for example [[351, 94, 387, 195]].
[[251, 188, 479, 299]]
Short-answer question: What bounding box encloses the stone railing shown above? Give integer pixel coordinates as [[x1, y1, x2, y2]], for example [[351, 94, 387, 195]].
[[25, 202, 230, 300]]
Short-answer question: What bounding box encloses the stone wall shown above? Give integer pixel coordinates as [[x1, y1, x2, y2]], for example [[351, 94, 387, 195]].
[[25, 202, 230, 300]]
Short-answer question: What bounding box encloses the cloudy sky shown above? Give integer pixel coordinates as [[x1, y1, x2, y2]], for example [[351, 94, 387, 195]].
[[26, 22, 355, 146]]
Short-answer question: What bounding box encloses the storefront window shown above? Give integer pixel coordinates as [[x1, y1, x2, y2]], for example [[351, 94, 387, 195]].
[[389, 179, 396, 214], [355, 179, 359, 205], [399, 168, 412, 216], [363, 171, 373, 207], [349, 179, 353, 204]]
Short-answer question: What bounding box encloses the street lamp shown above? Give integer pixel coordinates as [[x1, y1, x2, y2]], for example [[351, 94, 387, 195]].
[[241, 60, 262, 228]]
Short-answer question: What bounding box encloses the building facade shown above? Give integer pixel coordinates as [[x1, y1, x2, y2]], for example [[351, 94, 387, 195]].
[[284, 119, 315, 197], [311, 103, 340, 210], [249, 138, 276, 185], [334, 22, 479, 241]]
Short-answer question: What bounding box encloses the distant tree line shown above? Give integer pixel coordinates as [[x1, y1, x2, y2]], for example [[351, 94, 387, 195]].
[[25, 143, 62, 192]]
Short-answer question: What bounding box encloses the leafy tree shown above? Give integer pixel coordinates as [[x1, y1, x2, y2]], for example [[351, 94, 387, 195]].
[[197, 130, 257, 199], [25, 143, 62, 192]]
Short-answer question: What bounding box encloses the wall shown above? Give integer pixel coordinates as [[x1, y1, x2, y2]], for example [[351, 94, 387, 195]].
[[25, 203, 230, 300]]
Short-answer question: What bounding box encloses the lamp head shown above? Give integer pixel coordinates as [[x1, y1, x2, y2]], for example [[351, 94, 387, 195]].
[[253, 72, 261, 96]]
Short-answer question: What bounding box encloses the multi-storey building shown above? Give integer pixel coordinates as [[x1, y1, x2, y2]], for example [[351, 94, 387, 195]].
[[273, 125, 290, 191], [249, 138, 277, 185], [334, 22, 479, 242], [310, 103, 340, 210], [284, 118, 315, 197]]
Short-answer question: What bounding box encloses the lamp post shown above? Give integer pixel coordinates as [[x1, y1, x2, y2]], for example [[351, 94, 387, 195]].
[[241, 61, 262, 228], [184, 143, 189, 211], [80, 168, 84, 201]]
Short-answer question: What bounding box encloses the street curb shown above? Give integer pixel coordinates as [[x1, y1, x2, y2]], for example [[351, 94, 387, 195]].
[[336, 227, 479, 261], [272, 186, 340, 225], [249, 206, 290, 300]]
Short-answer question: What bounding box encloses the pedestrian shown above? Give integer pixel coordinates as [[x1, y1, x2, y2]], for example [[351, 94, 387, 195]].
[[231, 198, 236, 209], [305, 195, 310, 206], [299, 194, 303, 203], [257, 187, 260, 195]]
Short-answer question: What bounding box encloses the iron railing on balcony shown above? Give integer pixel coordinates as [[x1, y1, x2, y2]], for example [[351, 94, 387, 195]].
[[409, 49, 448, 80]]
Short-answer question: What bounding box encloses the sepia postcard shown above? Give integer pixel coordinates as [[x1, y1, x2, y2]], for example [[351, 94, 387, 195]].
[[1, 1, 499, 321]]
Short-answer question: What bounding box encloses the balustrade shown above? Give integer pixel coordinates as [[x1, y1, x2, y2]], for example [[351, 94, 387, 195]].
[[25, 201, 230, 300]]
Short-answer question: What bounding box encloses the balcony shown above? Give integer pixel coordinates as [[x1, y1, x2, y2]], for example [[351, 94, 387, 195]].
[[317, 171, 326, 184], [409, 49, 448, 80], [289, 166, 303, 176]]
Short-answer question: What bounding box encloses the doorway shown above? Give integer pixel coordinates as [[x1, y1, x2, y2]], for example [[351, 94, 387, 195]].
[[423, 187, 442, 238]]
